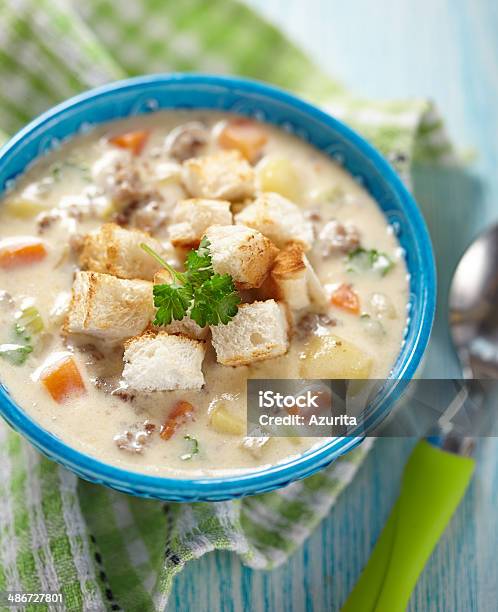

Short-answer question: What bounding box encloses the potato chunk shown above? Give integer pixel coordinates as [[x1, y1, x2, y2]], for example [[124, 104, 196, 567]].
[[257, 157, 302, 201], [209, 400, 245, 435], [299, 334, 373, 379]]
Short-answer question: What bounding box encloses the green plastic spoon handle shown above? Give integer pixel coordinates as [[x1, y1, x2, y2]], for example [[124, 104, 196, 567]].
[[342, 440, 475, 612]]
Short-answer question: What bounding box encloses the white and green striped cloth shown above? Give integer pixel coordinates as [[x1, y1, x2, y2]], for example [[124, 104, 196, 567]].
[[0, 1, 455, 610]]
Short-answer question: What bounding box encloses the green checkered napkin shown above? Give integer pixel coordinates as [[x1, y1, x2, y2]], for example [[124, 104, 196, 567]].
[[0, 1, 455, 610]]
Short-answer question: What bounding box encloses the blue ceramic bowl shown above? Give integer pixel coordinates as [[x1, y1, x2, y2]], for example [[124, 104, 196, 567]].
[[0, 74, 435, 501]]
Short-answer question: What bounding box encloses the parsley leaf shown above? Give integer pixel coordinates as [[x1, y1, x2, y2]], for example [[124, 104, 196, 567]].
[[0, 306, 43, 366], [190, 273, 241, 327], [347, 248, 395, 277], [141, 239, 241, 328], [180, 435, 199, 461], [0, 343, 33, 365], [184, 237, 214, 286], [152, 283, 193, 326]]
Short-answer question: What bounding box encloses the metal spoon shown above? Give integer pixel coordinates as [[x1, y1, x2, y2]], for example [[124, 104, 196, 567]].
[[342, 225, 498, 612], [449, 222, 498, 380]]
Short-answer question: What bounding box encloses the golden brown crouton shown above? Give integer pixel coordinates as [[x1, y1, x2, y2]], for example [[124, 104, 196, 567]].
[[235, 192, 313, 250], [260, 244, 328, 311], [168, 199, 232, 248], [64, 271, 154, 343], [210, 300, 289, 366], [79, 223, 172, 281], [123, 331, 206, 391], [205, 224, 279, 289], [271, 243, 307, 280], [182, 150, 255, 201]]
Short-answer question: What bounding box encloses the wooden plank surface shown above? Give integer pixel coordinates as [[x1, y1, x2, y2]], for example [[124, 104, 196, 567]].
[[169, 1, 498, 609]]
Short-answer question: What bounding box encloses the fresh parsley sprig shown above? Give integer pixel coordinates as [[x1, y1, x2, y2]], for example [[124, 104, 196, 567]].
[[141, 238, 241, 328]]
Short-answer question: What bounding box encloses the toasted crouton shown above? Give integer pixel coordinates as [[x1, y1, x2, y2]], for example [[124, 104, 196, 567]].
[[205, 224, 279, 289], [265, 244, 328, 311], [182, 150, 255, 201], [123, 331, 205, 391], [79, 223, 172, 281], [168, 199, 232, 248], [64, 271, 154, 343], [153, 269, 173, 285], [235, 192, 313, 250], [159, 316, 209, 341], [210, 300, 288, 366]]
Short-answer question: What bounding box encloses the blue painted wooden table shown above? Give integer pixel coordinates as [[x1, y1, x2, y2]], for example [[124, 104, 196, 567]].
[[170, 1, 498, 609]]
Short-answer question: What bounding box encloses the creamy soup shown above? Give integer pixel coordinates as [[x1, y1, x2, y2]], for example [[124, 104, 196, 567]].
[[0, 111, 408, 477]]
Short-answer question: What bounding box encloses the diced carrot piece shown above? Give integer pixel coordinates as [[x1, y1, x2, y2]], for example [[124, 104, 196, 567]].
[[109, 130, 150, 155], [0, 238, 46, 269], [40, 356, 86, 403], [160, 400, 195, 440], [331, 283, 360, 314], [218, 119, 268, 163]]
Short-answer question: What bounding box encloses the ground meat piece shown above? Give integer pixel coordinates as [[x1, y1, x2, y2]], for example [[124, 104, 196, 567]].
[[111, 388, 136, 403], [0, 291, 15, 314], [165, 122, 209, 162], [66, 205, 85, 221], [113, 420, 156, 453], [110, 162, 145, 208], [38, 205, 88, 234], [78, 343, 105, 362], [304, 208, 322, 222], [69, 233, 85, 254], [93, 378, 136, 402], [92, 149, 145, 210], [113, 203, 138, 226], [112, 194, 165, 230], [296, 312, 336, 340], [109, 162, 165, 229], [37, 212, 59, 233], [319, 220, 360, 256], [130, 200, 169, 233], [0, 290, 14, 306]]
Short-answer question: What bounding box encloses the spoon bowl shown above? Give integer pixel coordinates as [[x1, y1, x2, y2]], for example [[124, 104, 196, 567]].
[[449, 223, 498, 378]]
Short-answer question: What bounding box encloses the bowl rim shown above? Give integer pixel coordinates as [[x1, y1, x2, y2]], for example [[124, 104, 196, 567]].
[[0, 73, 436, 500]]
